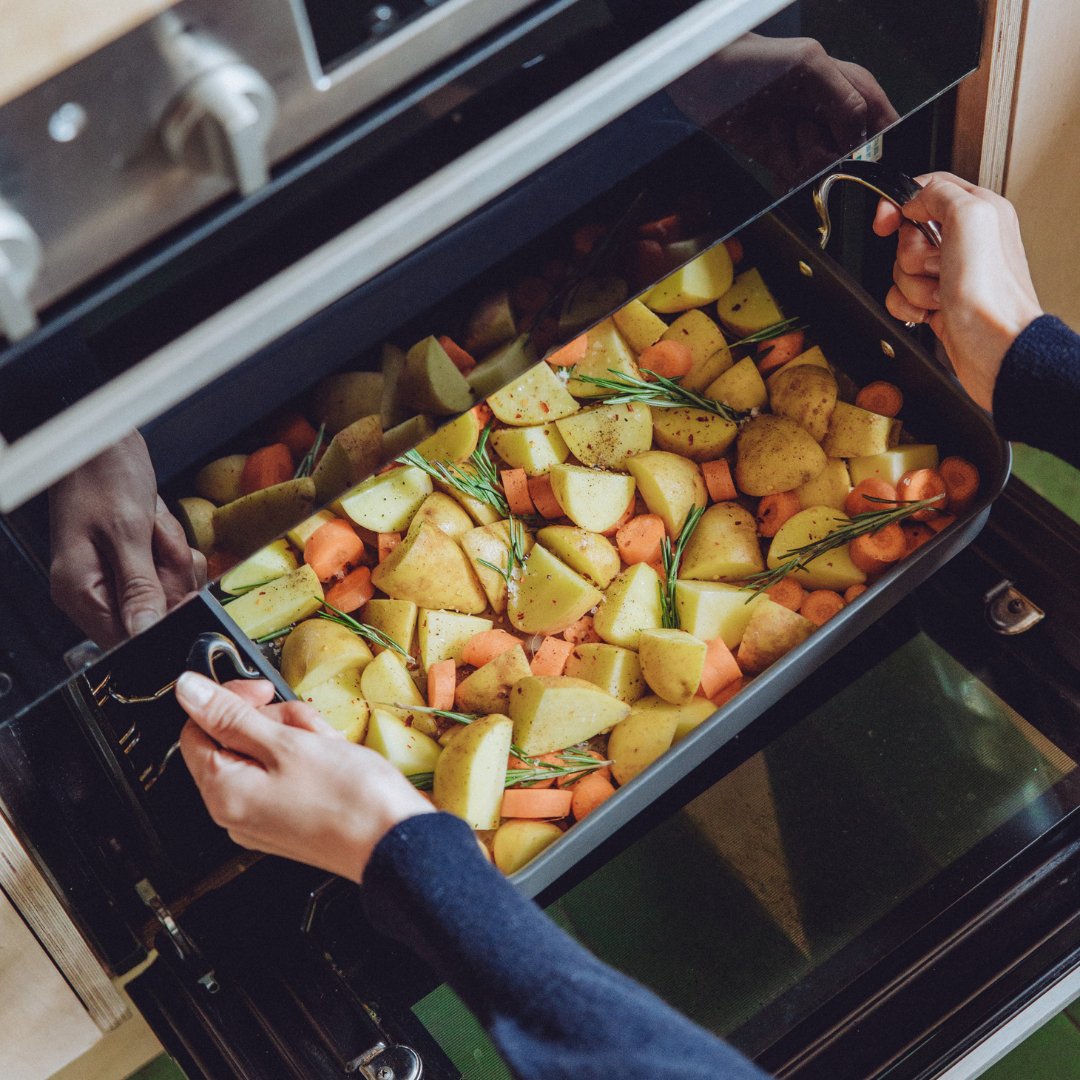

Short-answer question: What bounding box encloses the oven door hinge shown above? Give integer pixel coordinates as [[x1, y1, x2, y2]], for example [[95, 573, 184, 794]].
[[984, 579, 1046, 635], [135, 878, 220, 994], [353, 1041, 423, 1080]]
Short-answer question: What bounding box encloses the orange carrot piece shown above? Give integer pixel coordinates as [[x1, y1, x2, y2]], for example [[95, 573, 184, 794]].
[[702, 459, 737, 502], [546, 334, 589, 367], [639, 340, 693, 381], [268, 412, 318, 459], [500, 788, 573, 820], [562, 614, 601, 645], [508, 754, 556, 790], [528, 474, 564, 518], [897, 468, 948, 520], [723, 237, 744, 265], [902, 522, 935, 554], [766, 578, 806, 612], [324, 566, 374, 613], [500, 468, 536, 516], [572, 223, 607, 257], [239, 443, 294, 495], [378, 532, 402, 562], [848, 522, 906, 574], [699, 637, 742, 699], [756, 491, 802, 537], [711, 676, 745, 708], [927, 513, 957, 534], [438, 335, 476, 374], [616, 514, 666, 565], [845, 478, 898, 516], [461, 629, 523, 670], [512, 276, 554, 316], [938, 456, 980, 513], [843, 583, 869, 603], [800, 590, 845, 626], [601, 493, 637, 537], [638, 213, 682, 244], [305, 519, 365, 581], [206, 549, 240, 579], [530, 636, 574, 677], [426, 659, 457, 711], [571, 773, 617, 821], [756, 330, 805, 375], [855, 380, 904, 418], [555, 750, 611, 788], [471, 402, 494, 428]]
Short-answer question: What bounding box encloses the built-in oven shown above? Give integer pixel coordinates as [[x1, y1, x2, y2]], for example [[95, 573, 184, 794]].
[[4, 1, 1078, 1077]]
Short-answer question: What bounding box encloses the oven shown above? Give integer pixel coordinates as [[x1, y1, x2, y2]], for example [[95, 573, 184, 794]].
[[3, 1, 1079, 1077]]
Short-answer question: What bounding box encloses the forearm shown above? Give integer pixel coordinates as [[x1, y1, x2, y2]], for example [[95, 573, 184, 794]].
[[993, 315, 1080, 470], [361, 813, 767, 1080]]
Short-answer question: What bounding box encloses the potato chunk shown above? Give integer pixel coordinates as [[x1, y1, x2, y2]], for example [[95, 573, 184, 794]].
[[637, 629, 707, 705], [281, 618, 373, 696], [679, 503, 764, 582], [488, 361, 579, 425], [434, 713, 514, 829], [548, 464, 636, 533], [735, 415, 827, 497], [555, 402, 652, 471], [593, 563, 663, 649], [509, 676, 629, 757], [506, 545, 602, 636], [372, 523, 488, 614]]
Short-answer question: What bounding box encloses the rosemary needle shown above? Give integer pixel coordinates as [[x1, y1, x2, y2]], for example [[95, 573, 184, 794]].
[[316, 599, 414, 662], [293, 422, 326, 479], [660, 504, 706, 629], [408, 748, 611, 792], [477, 515, 529, 586], [726, 317, 806, 349], [398, 423, 510, 517], [571, 368, 748, 425]]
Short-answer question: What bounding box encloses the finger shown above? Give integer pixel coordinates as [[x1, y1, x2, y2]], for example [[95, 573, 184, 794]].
[[799, 47, 867, 150], [895, 221, 940, 277], [221, 678, 277, 708], [153, 499, 199, 608], [912, 170, 983, 194], [885, 284, 929, 325], [50, 541, 127, 647], [175, 673, 283, 766], [191, 549, 208, 589], [835, 60, 900, 129], [903, 173, 983, 226], [873, 199, 904, 237], [260, 699, 345, 738], [892, 265, 941, 311], [103, 521, 169, 638]]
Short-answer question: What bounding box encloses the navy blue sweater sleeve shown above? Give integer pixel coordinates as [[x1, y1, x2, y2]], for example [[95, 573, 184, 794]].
[[994, 315, 1080, 469], [361, 812, 768, 1080]]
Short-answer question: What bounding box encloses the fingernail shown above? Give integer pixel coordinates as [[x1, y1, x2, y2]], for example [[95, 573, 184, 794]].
[[129, 610, 159, 635], [924, 255, 941, 274], [176, 672, 214, 707], [931, 288, 941, 305]]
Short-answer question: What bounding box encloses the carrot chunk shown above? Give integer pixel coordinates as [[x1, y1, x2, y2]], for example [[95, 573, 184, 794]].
[[896, 468, 948, 520], [902, 522, 936, 554], [699, 637, 742, 699], [239, 444, 294, 495], [702, 459, 737, 502], [756, 330, 805, 375], [546, 334, 588, 367], [639, 340, 693, 381], [766, 578, 805, 612], [268, 412, 318, 460], [562, 615, 601, 645], [616, 514, 666, 566], [855, 380, 904, 418], [438, 335, 476, 374], [938, 456, 980, 513], [427, 659, 457, 711], [845, 478, 898, 516], [843, 583, 869, 603], [756, 491, 802, 537], [800, 590, 845, 626], [462, 629, 523, 670], [723, 237, 744, 265], [500, 468, 536, 516], [305, 519, 365, 581], [324, 566, 374, 613], [571, 773, 617, 821], [528, 474, 564, 519], [848, 522, 906, 574], [500, 788, 573, 820], [471, 402, 494, 428], [378, 532, 402, 562], [531, 636, 574, 677], [711, 677, 745, 708]]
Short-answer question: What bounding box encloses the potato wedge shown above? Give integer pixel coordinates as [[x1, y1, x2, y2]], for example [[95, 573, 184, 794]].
[[548, 464, 636, 533], [301, 670, 370, 742], [506, 544, 602, 636], [559, 276, 629, 334], [766, 506, 866, 590], [461, 519, 536, 613], [418, 609, 493, 669], [456, 645, 532, 714], [405, 493, 475, 543], [736, 599, 814, 674], [405, 336, 474, 415], [612, 298, 668, 352], [660, 310, 729, 374], [625, 451, 707, 537], [281, 618, 374, 696], [365, 707, 441, 777], [310, 372, 384, 435], [493, 820, 563, 875], [434, 712, 514, 829], [716, 268, 784, 336], [821, 401, 897, 458], [705, 356, 768, 412], [176, 497, 216, 554], [414, 411, 480, 463], [490, 423, 569, 476], [214, 478, 317, 556], [220, 539, 297, 595], [487, 361, 578, 425], [222, 564, 323, 640], [768, 364, 838, 442], [679, 503, 764, 582], [735, 415, 827, 497], [644, 244, 734, 313], [555, 402, 652, 471], [362, 598, 418, 656], [509, 676, 630, 757], [535, 526, 621, 589], [848, 445, 940, 487], [464, 290, 517, 354], [564, 642, 646, 703], [338, 465, 433, 533], [637, 629, 708, 705], [372, 523, 488, 614], [194, 454, 247, 505], [607, 707, 678, 785], [796, 459, 851, 511], [649, 407, 737, 462], [593, 562, 663, 649], [311, 414, 383, 504], [466, 337, 537, 399], [566, 319, 639, 398], [674, 580, 766, 647]]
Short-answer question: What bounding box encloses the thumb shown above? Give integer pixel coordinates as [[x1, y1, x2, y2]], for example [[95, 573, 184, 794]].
[[175, 673, 284, 766], [902, 173, 980, 227], [107, 537, 167, 637]]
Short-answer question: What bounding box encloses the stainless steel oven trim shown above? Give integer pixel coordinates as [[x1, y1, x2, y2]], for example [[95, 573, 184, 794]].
[[0, 0, 792, 511]]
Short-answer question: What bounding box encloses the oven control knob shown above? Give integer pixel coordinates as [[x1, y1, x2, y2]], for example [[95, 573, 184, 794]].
[[0, 199, 43, 343], [161, 60, 278, 197]]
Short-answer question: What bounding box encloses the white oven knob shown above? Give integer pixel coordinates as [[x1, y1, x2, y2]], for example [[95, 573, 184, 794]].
[[160, 55, 278, 197], [0, 199, 43, 343]]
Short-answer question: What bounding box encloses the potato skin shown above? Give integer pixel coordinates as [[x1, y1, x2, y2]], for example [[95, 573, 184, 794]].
[[769, 365, 838, 442], [649, 407, 737, 462], [735, 415, 827, 497]]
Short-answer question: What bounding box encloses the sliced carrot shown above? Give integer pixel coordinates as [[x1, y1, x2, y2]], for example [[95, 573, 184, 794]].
[[427, 659, 457, 711], [800, 590, 845, 626], [896, 468, 948, 520], [845, 478, 898, 516], [530, 636, 574, 677], [305, 519, 365, 581], [848, 522, 906, 574], [555, 750, 611, 788], [756, 491, 802, 538], [938, 456, 980, 513], [500, 468, 536, 516], [766, 578, 806, 612], [699, 637, 742, 699], [500, 787, 573, 820], [206, 549, 240, 579], [843, 583, 869, 603], [639, 340, 693, 381], [902, 522, 936, 554], [437, 335, 476, 374], [600, 493, 637, 537], [461, 629, 523, 670], [639, 213, 682, 244], [508, 753, 556, 790], [325, 566, 374, 613], [571, 773, 617, 821], [547, 334, 588, 367], [702, 459, 737, 502], [378, 532, 402, 562], [268, 412, 318, 459], [512, 276, 554, 317], [855, 380, 904, 418], [471, 402, 494, 429], [648, 557, 667, 583], [616, 514, 666, 565], [724, 237, 744, 265], [528, 474, 564, 519], [927, 513, 957, 534], [756, 330, 805, 375], [239, 443, 294, 495], [711, 676, 744, 708], [572, 223, 607, 257], [562, 614, 601, 645]]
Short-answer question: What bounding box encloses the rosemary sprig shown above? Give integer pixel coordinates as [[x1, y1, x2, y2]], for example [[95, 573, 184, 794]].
[[316, 599, 414, 662], [477, 515, 529, 586], [254, 625, 295, 644], [742, 493, 946, 596], [293, 422, 326, 479], [726, 317, 806, 349], [660, 504, 706, 629], [399, 704, 478, 726], [226, 578, 276, 596], [398, 423, 510, 517], [572, 368, 748, 424], [408, 747, 611, 792]]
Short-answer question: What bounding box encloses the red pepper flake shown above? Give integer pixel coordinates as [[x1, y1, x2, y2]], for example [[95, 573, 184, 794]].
[[540, 401, 550, 414]]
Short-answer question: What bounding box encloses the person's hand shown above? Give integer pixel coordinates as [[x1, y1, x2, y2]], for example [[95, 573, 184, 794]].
[[873, 172, 1044, 412], [48, 431, 207, 647], [176, 673, 434, 882]]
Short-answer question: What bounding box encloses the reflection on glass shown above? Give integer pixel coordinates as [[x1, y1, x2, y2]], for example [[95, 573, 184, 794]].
[[413, 634, 1076, 1075]]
